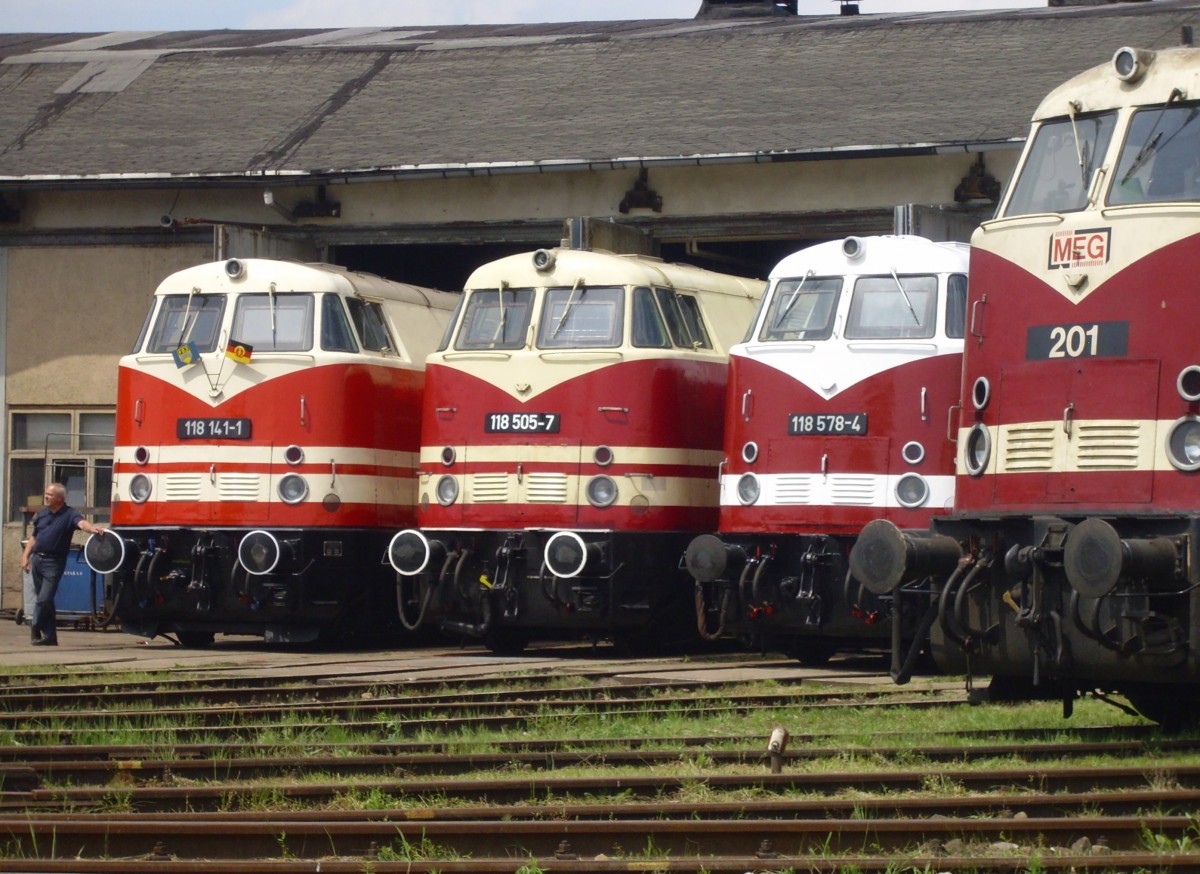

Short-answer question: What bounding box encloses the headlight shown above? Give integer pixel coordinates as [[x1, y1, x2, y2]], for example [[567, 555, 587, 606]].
[[284, 445, 304, 466], [736, 473, 760, 505], [741, 442, 759, 464], [436, 474, 459, 506], [901, 441, 925, 465], [964, 423, 991, 477], [895, 474, 930, 508], [586, 475, 618, 508], [1167, 417, 1200, 471], [278, 473, 309, 504], [441, 446, 456, 466], [972, 376, 991, 411], [129, 474, 152, 503]]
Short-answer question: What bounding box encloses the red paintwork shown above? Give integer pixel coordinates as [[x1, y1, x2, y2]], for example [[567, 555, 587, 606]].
[[417, 356, 727, 532], [957, 236, 1200, 514], [719, 352, 962, 534], [112, 361, 424, 529]]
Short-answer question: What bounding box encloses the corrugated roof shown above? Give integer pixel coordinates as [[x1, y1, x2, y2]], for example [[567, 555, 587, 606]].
[[2, 2, 1199, 185]]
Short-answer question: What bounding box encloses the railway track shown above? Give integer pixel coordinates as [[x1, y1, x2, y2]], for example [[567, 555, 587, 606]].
[[0, 649, 1193, 872]]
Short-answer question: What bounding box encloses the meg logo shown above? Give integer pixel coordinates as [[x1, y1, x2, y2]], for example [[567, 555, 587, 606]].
[[1048, 227, 1111, 269]]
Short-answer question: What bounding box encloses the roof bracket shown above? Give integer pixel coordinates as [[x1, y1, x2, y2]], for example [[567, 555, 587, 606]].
[[619, 169, 663, 214]]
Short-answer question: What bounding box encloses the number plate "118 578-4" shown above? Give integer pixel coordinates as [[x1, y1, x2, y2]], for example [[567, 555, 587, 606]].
[[788, 413, 867, 436]]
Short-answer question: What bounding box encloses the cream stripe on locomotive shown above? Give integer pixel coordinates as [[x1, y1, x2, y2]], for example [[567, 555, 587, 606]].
[[418, 471, 718, 508], [954, 419, 1183, 475], [418, 445, 724, 467], [116, 471, 415, 505], [115, 445, 419, 468], [719, 472, 955, 510]]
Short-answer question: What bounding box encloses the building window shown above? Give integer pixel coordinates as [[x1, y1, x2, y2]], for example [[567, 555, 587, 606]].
[[9, 409, 115, 523]]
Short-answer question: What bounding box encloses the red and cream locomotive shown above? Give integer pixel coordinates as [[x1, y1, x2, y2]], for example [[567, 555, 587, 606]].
[[685, 236, 969, 662], [850, 45, 1200, 721], [85, 258, 457, 645], [387, 247, 764, 653]]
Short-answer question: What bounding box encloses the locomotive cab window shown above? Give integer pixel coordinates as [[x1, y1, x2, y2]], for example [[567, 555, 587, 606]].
[[1004, 112, 1117, 216], [456, 288, 534, 350], [1109, 101, 1200, 205], [231, 293, 314, 352], [538, 286, 623, 349], [655, 288, 712, 350], [631, 287, 671, 348], [346, 297, 396, 354], [146, 294, 226, 354], [945, 274, 968, 339], [320, 294, 359, 353], [758, 276, 840, 342], [845, 275, 937, 340]]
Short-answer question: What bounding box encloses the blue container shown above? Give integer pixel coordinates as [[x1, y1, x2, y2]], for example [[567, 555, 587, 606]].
[[55, 547, 104, 619]]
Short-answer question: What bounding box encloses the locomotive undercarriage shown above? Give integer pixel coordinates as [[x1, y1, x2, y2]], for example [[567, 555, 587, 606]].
[[852, 513, 1200, 722], [96, 528, 397, 645], [397, 529, 698, 654], [687, 533, 893, 664]]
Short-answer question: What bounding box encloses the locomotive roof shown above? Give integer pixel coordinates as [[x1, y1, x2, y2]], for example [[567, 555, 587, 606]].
[[1032, 44, 1200, 119], [154, 258, 459, 310], [5, 2, 1200, 185], [769, 235, 969, 280], [465, 248, 765, 300]]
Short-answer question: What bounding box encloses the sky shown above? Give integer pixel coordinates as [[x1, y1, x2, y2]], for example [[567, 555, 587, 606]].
[[3, 0, 1046, 32]]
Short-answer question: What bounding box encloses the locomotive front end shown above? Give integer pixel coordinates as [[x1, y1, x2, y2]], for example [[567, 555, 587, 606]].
[[850, 46, 1200, 722]]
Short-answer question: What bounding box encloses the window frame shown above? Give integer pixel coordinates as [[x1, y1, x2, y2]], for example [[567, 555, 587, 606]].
[[8, 409, 115, 524]]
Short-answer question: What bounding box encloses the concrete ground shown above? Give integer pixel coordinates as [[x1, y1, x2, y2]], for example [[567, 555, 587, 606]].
[[0, 609, 897, 687]]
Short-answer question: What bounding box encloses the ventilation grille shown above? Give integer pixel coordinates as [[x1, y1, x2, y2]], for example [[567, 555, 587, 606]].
[[1003, 423, 1055, 472], [218, 474, 262, 501], [526, 473, 569, 504], [1073, 422, 1144, 470], [773, 476, 813, 505], [829, 475, 879, 506], [161, 474, 202, 501], [470, 473, 510, 503]]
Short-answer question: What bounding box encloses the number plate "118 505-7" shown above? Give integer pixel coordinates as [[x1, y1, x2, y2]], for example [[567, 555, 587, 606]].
[[485, 412, 561, 433], [788, 413, 867, 436]]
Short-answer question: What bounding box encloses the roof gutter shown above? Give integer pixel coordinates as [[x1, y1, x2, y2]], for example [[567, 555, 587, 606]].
[[0, 138, 1024, 190]]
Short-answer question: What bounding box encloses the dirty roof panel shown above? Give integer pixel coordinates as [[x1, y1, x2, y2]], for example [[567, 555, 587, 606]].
[[2, 3, 1200, 183]]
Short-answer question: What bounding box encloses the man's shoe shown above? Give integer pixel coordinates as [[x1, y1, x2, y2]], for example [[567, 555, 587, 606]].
[[31, 638, 56, 646]]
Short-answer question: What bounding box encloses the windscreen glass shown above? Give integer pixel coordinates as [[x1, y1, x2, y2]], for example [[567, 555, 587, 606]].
[[845, 275, 937, 339], [1109, 102, 1200, 204], [538, 285, 623, 349], [146, 294, 226, 354], [231, 294, 314, 352], [456, 288, 535, 350], [1004, 112, 1117, 216], [757, 276, 841, 342]]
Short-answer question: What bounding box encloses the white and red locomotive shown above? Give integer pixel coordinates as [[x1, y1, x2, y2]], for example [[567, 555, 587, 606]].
[[386, 247, 764, 652], [84, 258, 457, 645], [850, 45, 1200, 721], [685, 236, 969, 661]]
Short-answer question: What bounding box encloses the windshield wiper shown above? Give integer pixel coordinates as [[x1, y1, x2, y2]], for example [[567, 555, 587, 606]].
[[173, 287, 200, 347], [890, 270, 921, 325], [551, 278, 585, 339], [1121, 89, 1188, 185], [774, 271, 814, 329]]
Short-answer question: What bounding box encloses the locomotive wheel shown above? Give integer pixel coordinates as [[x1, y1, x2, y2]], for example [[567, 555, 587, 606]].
[[1124, 687, 1200, 730], [484, 629, 529, 655], [786, 640, 834, 666], [175, 630, 215, 649]]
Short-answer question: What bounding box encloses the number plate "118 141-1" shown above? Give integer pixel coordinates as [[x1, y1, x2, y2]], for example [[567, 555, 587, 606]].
[[177, 418, 253, 439], [788, 413, 867, 436]]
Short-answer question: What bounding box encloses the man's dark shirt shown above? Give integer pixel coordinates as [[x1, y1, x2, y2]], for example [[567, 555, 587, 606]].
[[31, 505, 83, 556]]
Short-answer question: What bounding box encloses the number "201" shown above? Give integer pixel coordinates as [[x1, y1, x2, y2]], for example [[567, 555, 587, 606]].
[[1048, 324, 1099, 358]]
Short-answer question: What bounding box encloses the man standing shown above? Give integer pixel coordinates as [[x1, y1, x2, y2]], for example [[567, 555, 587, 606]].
[[20, 483, 107, 646]]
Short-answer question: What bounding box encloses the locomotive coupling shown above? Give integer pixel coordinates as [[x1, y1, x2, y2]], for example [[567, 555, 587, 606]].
[[1062, 518, 1179, 598], [684, 534, 746, 583], [849, 519, 962, 595]]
